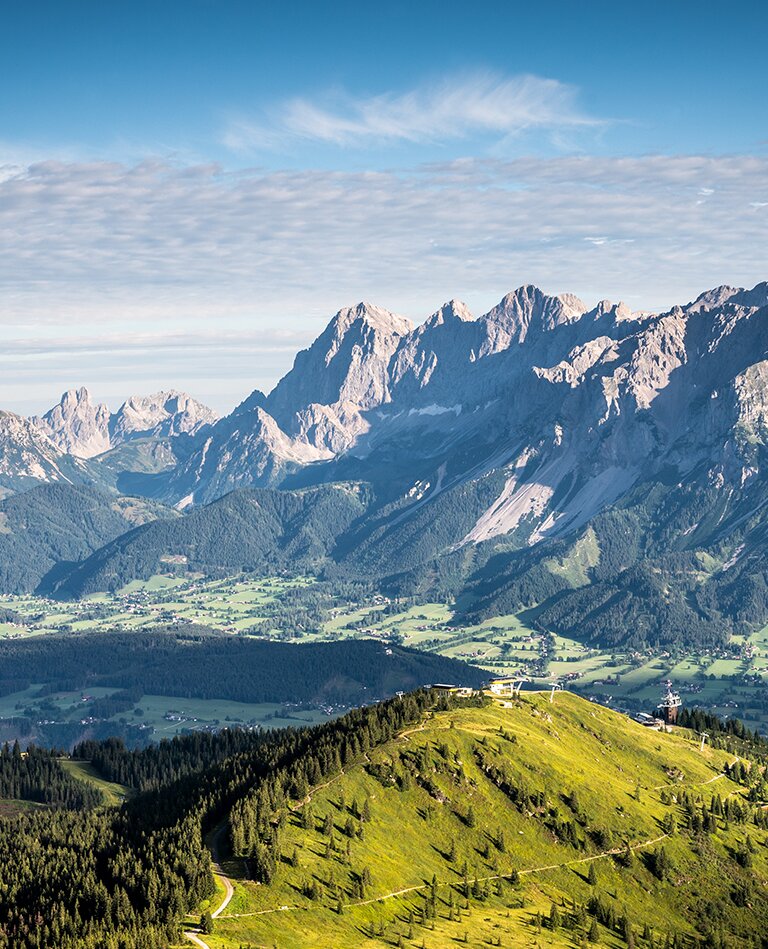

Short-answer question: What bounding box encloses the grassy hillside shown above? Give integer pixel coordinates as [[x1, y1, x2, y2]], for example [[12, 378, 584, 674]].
[[204, 693, 768, 948], [59, 758, 129, 806]]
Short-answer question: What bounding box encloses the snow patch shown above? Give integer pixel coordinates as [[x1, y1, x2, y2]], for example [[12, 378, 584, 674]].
[[407, 404, 462, 417]]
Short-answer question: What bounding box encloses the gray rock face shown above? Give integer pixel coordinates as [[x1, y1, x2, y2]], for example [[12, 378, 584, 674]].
[[32, 388, 111, 458], [109, 390, 218, 443], [165, 282, 768, 535], [11, 283, 768, 547], [266, 302, 413, 434], [0, 410, 90, 493], [32, 388, 217, 459]]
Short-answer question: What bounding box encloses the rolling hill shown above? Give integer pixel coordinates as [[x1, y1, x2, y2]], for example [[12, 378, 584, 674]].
[[205, 690, 768, 949], [3, 689, 768, 948]]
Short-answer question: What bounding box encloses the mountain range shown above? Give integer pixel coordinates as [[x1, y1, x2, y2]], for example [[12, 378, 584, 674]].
[[3, 281, 768, 648]]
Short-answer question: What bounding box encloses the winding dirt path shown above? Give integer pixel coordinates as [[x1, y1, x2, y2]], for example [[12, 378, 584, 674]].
[[183, 824, 236, 948], [190, 711, 737, 936], [220, 831, 670, 919]]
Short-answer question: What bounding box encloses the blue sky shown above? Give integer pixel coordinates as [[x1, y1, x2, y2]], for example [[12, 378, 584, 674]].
[[1, 0, 766, 414]]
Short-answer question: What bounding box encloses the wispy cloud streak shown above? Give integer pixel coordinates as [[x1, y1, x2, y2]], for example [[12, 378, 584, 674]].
[[223, 72, 601, 150]]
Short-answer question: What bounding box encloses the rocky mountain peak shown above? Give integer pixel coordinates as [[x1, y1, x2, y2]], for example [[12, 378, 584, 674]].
[[732, 281, 768, 309], [32, 388, 111, 458], [328, 302, 413, 341], [111, 390, 217, 441], [266, 302, 413, 425], [30, 388, 216, 460], [686, 285, 742, 312], [480, 285, 587, 352], [422, 300, 475, 328], [0, 410, 87, 492]]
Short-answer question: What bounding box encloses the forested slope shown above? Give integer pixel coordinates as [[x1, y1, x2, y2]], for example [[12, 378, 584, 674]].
[[3, 690, 768, 948], [0, 483, 172, 593], [0, 632, 486, 705], [47, 484, 369, 597]]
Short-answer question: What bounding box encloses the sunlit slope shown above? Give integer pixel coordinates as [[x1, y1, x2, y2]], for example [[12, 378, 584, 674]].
[[207, 693, 768, 948]]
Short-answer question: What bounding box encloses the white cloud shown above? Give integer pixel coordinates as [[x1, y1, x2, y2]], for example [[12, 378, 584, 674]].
[[223, 72, 601, 151]]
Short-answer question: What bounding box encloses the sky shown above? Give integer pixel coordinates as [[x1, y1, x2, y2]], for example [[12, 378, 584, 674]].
[[2, 0, 767, 415]]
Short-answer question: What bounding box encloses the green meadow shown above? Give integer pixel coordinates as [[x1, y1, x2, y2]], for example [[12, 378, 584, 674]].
[[186, 693, 767, 948]]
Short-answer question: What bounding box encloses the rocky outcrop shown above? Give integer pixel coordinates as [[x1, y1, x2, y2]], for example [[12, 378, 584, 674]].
[[0, 411, 90, 493], [32, 388, 217, 460], [32, 388, 111, 458], [110, 390, 217, 442]]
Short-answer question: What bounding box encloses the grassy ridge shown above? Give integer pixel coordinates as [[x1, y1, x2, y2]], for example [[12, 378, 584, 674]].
[[204, 694, 768, 948], [59, 759, 129, 806]]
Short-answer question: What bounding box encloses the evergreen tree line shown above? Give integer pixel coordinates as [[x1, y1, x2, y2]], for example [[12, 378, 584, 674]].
[[73, 727, 293, 792], [0, 743, 102, 808], [0, 689, 457, 948], [0, 632, 484, 706]]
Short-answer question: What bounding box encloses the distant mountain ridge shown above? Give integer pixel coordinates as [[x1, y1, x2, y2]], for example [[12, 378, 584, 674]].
[[161, 281, 768, 514], [3, 281, 768, 649], [31, 387, 217, 459]]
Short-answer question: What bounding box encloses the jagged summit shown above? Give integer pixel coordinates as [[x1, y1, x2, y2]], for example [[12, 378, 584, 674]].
[[9, 281, 768, 548], [265, 302, 413, 426], [32, 387, 111, 458], [326, 301, 414, 339], [30, 388, 217, 460], [0, 410, 88, 492], [163, 279, 768, 518], [110, 390, 217, 442], [422, 299, 475, 327], [481, 285, 587, 347], [9, 280, 768, 652]]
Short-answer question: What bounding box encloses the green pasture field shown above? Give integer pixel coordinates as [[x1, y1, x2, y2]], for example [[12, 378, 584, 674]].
[[3, 574, 768, 735], [60, 759, 129, 805], [132, 695, 333, 736]]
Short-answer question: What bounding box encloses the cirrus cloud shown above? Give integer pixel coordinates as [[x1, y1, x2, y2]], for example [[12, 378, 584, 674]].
[[223, 72, 602, 151]]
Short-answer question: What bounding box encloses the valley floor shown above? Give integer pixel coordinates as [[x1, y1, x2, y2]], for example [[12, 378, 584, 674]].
[[3, 571, 768, 746]]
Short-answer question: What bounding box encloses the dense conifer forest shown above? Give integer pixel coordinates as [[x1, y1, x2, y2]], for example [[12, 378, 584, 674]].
[[0, 631, 485, 705], [0, 743, 102, 808]]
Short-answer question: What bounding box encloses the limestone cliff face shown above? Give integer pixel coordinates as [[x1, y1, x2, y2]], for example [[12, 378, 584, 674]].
[[0, 410, 89, 493], [14, 283, 768, 542], [32, 388, 111, 458], [165, 282, 768, 534], [32, 388, 217, 459], [266, 303, 413, 426], [109, 390, 217, 443]]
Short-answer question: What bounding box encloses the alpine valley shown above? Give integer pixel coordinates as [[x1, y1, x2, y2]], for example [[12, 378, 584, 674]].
[[4, 284, 768, 949], [3, 281, 767, 652]]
